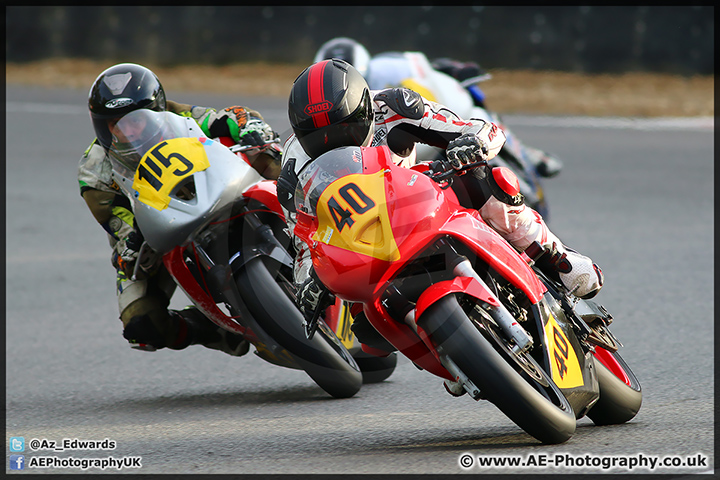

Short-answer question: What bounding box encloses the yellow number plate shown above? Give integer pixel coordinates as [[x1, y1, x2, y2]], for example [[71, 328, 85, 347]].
[[133, 137, 210, 210], [312, 172, 400, 262], [545, 313, 584, 388]]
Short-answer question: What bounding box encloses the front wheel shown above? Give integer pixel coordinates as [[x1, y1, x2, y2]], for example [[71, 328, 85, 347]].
[[236, 257, 363, 399], [586, 347, 642, 425], [419, 295, 576, 444]]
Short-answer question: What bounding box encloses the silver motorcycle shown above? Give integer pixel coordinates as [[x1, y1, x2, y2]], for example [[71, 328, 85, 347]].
[[109, 109, 362, 398]]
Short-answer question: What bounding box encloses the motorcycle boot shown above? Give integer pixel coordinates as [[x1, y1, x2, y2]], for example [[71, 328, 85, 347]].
[[171, 307, 250, 357], [523, 145, 563, 178], [121, 296, 190, 351], [530, 240, 604, 299]]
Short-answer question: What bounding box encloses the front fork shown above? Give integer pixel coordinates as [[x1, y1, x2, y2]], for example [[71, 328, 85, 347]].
[[451, 257, 534, 355]]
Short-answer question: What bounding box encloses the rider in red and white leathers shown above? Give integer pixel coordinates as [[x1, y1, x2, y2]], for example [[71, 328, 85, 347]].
[[277, 59, 603, 324], [312, 36, 563, 178]]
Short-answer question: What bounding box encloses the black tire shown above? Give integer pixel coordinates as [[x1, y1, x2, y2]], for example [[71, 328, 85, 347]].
[[353, 351, 398, 384], [236, 257, 362, 399], [587, 348, 642, 425], [419, 295, 576, 444]]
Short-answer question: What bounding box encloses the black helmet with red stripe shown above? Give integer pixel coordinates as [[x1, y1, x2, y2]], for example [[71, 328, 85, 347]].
[[288, 59, 373, 159]]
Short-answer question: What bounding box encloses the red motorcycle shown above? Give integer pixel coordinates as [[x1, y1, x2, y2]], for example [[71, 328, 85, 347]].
[[292, 145, 641, 444]]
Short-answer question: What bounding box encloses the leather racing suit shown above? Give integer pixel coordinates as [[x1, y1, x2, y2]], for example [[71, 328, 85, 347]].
[[279, 87, 602, 300], [78, 100, 279, 354]]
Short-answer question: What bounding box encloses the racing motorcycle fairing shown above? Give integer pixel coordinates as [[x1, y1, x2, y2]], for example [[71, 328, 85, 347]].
[[531, 293, 600, 416], [294, 145, 550, 381], [243, 180, 285, 219], [109, 110, 265, 254], [163, 245, 252, 338], [414, 276, 500, 321], [295, 145, 546, 305], [294, 142, 639, 437], [109, 111, 364, 387]]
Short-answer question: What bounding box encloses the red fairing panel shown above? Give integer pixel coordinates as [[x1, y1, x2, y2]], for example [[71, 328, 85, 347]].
[[163, 247, 254, 339], [243, 180, 285, 218], [437, 211, 547, 304], [414, 276, 501, 321]]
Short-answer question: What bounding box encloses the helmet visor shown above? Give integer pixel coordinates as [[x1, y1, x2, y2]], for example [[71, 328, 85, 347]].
[[108, 110, 169, 179]]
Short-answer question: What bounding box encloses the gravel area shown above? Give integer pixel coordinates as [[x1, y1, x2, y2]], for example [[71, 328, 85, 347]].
[[6, 58, 713, 118]]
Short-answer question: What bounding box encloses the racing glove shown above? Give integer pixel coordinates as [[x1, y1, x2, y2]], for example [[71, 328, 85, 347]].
[[238, 117, 279, 147], [202, 105, 249, 143], [202, 106, 279, 147], [112, 230, 144, 275], [446, 133, 489, 170]]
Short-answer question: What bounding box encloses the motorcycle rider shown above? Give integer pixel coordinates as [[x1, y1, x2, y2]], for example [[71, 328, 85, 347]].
[[276, 59, 603, 347], [312, 37, 563, 178], [78, 62, 281, 355]]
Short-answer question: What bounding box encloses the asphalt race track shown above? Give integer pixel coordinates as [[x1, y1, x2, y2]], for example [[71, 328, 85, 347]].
[[5, 85, 714, 475]]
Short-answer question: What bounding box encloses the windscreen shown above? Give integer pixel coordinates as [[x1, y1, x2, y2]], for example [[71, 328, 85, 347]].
[[108, 110, 199, 180], [294, 146, 365, 216]]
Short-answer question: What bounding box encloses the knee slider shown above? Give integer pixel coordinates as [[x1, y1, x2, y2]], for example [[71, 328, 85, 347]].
[[489, 167, 524, 206], [123, 314, 167, 349]]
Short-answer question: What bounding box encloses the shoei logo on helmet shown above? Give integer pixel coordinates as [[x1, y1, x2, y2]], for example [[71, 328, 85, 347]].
[[305, 101, 333, 116], [105, 98, 134, 109]]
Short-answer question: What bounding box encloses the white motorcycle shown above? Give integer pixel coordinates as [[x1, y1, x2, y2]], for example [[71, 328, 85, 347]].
[[367, 51, 551, 219]]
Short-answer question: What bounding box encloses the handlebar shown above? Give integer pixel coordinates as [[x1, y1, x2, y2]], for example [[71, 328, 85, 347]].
[[228, 138, 281, 154], [423, 159, 486, 185]]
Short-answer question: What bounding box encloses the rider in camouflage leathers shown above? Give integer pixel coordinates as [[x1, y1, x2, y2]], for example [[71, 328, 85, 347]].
[[79, 63, 281, 355]]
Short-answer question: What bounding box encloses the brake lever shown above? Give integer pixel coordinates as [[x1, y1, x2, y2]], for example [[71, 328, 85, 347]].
[[228, 138, 281, 154], [424, 160, 486, 184]]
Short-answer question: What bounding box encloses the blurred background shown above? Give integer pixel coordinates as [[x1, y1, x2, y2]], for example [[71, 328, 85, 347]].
[[6, 6, 713, 75]]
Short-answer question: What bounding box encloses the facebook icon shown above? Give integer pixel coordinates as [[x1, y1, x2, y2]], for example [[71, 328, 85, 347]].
[[10, 455, 25, 470]]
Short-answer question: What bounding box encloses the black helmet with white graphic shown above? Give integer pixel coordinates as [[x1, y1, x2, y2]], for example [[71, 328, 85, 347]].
[[88, 63, 167, 149]]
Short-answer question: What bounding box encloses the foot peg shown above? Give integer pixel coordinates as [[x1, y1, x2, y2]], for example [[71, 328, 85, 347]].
[[585, 317, 621, 352]]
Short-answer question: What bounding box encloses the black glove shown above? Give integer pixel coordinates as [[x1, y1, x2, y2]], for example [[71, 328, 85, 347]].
[[205, 106, 279, 147], [238, 117, 279, 148], [446, 133, 489, 170], [237, 125, 266, 147], [296, 269, 335, 325]]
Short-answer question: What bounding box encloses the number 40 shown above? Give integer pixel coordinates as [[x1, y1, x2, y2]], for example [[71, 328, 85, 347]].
[[327, 183, 376, 231]]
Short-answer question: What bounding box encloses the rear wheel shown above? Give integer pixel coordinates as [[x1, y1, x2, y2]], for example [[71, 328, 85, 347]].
[[353, 351, 398, 384], [419, 295, 576, 444], [236, 257, 362, 398], [587, 347, 642, 425]]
